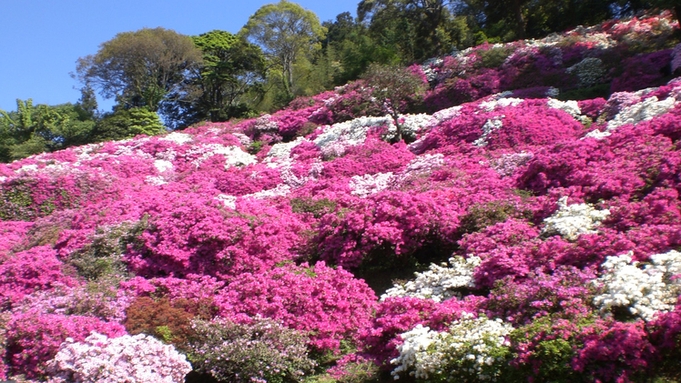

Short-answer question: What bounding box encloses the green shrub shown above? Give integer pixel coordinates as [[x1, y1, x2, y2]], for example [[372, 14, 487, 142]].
[[189, 317, 316, 383]]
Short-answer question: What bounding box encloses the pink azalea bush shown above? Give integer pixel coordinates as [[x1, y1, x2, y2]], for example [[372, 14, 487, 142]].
[[0, 11, 680, 383]]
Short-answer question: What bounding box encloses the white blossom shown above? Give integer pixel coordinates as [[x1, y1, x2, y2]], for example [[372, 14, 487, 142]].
[[314, 115, 393, 150], [473, 117, 505, 147], [47, 332, 192, 383], [215, 194, 237, 210], [381, 256, 481, 302], [265, 137, 309, 168], [159, 132, 193, 145], [606, 95, 677, 131], [391, 313, 512, 381], [566, 57, 606, 87], [349, 172, 395, 198], [542, 196, 610, 240], [593, 250, 681, 321], [184, 144, 256, 169], [478, 97, 523, 112]]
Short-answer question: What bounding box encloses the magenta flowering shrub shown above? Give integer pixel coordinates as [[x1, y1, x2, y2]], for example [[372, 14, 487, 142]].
[[314, 190, 461, 269], [215, 261, 377, 352], [0, 246, 76, 308], [0, 221, 31, 260], [126, 196, 309, 279], [611, 49, 673, 92]]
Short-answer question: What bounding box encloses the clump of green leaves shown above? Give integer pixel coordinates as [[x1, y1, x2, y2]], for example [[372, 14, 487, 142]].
[[291, 197, 337, 218], [189, 317, 316, 383], [65, 218, 149, 281], [459, 200, 529, 234]]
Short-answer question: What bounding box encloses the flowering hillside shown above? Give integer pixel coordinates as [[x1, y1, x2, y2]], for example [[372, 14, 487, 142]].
[[1, 12, 681, 383]]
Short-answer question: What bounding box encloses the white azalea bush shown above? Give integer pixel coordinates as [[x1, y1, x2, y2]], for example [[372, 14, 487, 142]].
[[381, 256, 481, 302], [541, 196, 610, 240], [566, 57, 606, 87], [391, 313, 513, 382], [593, 250, 681, 321], [46, 332, 192, 383]]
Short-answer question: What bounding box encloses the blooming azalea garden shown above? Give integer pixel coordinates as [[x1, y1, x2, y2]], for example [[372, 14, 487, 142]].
[[2, 11, 681, 383]]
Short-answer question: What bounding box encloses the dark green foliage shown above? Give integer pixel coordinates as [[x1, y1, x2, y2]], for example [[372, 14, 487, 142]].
[[92, 107, 165, 142], [65, 223, 139, 281], [460, 201, 530, 234], [290, 197, 337, 218], [76, 27, 203, 114], [0, 99, 96, 162], [163, 30, 266, 128]]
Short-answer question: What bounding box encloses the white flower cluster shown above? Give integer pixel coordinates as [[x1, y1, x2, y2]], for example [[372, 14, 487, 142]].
[[566, 57, 606, 87], [349, 172, 395, 198], [215, 194, 237, 209], [593, 250, 681, 321], [314, 115, 393, 150], [265, 137, 310, 168], [432, 105, 463, 123], [548, 98, 591, 125], [541, 196, 610, 241], [184, 144, 256, 169], [547, 98, 581, 119], [473, 117, 505, 147], [478, 97, 523, 112], [153, 159, 174, 173], [159, 132, 193, 145], [391, 313, 512, 381], [397, 113, 438, 139], [348, 153, 445, 197], [391, 324, 447, 380], [606, 95, 677, 131], [253, 114, 279, 132], [381, 256, 481, 302], [47, 332, 192, 383]]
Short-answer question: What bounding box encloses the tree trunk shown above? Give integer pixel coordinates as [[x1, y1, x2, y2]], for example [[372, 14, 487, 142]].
[[513, 0, 526, 40]]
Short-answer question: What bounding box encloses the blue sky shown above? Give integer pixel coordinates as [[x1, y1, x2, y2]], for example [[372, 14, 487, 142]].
[[0, 0, 359, 113]]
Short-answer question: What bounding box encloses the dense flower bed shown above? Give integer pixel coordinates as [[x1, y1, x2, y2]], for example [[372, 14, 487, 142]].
[[0, 11, 680, 383]]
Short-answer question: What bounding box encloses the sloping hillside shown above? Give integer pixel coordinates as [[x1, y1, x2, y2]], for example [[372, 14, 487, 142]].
[[1, 11, 681, 383]]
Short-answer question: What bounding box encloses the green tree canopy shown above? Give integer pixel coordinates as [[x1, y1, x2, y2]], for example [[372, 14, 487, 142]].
[[239, 0, 327, 100], [359, 0, 451, 61], [0, 99, 97, 162], [92, 108, 165, 142], [180, 30, 266, 125], [76, 27, 203, 114]]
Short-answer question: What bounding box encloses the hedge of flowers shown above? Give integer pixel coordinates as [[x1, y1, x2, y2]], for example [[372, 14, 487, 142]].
[[0, 11, 680, 383]]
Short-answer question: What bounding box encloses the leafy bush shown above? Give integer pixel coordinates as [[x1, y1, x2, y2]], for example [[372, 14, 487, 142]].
[[188, 317, 316, 383]]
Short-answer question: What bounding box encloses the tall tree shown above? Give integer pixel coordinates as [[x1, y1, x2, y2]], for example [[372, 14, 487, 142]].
[[189, 30, 266, 123], [239, 1, 327, 100], [358, 0, 477, 62], [75, 27, 203, 115]]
